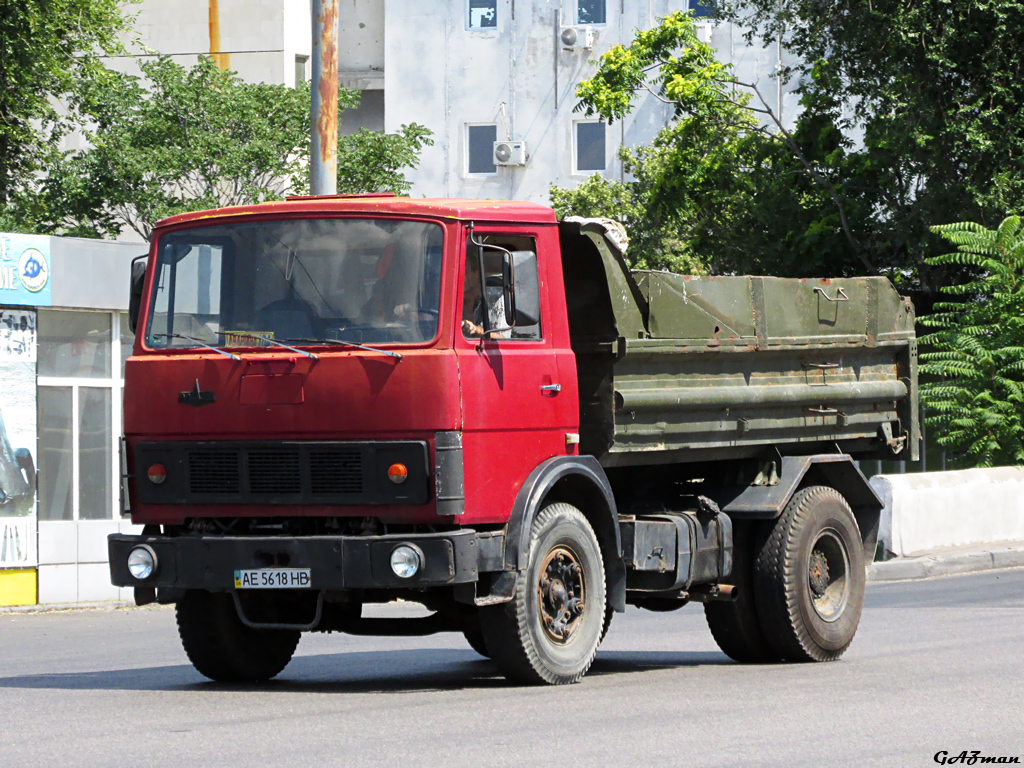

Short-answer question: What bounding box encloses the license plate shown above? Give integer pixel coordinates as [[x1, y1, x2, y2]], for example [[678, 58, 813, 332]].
[[233, 568, 312, 589]]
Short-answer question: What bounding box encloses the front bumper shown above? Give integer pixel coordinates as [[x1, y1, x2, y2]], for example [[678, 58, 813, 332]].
[[109, 530, 481, 591]]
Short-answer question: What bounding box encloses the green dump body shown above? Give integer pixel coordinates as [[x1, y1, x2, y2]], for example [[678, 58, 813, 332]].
[[560, 222, 918, 468]]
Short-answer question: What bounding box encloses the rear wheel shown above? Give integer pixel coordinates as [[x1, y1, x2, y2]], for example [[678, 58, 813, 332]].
[[480, 503, 606, 685], [753, 486, 866, 662], [704, 520, 782, 663], [176, 590, 300, 682]]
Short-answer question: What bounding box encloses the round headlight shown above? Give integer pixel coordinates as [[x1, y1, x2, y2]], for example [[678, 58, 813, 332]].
[[127, 545, 156, 580], [147, 464, 167, 484], [390, 544, 422, 579]]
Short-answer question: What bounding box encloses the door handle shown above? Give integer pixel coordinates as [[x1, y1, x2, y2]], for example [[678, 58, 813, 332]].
[[541, 383, 561, 393]]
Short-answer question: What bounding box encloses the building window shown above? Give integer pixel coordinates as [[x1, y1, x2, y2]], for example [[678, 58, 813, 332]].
[[689, 0, 715, 18], [467, 124, 498, 175], [294, 54, 309, 88], [575, 121, 606, 172], [576, 0, 606, 25], [468, 0, 497, 29], [37, 309, 121, 522]]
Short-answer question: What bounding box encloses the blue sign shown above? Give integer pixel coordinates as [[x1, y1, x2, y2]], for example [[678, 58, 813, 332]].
[[0, 234, 51, 307]]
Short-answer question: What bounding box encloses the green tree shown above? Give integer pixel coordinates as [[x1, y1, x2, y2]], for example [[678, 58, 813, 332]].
[[550, 146, 707, 275], [723, 0, 1024, 290], [553, 12, 872, 277], [34, 56, 433, 240], [919, 217, 1024, 468], [0, 0, 134, 228]]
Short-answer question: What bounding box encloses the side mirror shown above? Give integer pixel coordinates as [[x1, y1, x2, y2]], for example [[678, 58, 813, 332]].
[[502, 250, 539, 327], [128, 256, 148, 334]]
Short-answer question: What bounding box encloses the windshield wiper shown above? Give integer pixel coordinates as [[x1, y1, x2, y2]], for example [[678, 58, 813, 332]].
[[282, 337, 402, 360], [213, 331, 318, 360], [153, 333, 241, 361]]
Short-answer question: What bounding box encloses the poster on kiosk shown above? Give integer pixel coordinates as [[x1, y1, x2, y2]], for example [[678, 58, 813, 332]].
[[0, 309, 38, 568], [0, 233, 47, 570]]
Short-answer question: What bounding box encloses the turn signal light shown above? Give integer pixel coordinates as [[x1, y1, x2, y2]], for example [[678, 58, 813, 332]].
[[387, 463, 408, 484], [147, 464, 167, 484]]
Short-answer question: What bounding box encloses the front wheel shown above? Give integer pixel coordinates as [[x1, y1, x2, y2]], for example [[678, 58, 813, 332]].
[[753, 486, 866, 662], [480, 503, 606, 685], [176, 590, 300, 682]]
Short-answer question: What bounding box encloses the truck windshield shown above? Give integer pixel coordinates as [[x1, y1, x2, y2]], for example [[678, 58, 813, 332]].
[[146, 218, 443, 349]]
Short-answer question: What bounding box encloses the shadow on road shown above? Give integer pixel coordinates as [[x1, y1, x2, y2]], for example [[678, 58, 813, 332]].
[[0, 649, 731, 694]]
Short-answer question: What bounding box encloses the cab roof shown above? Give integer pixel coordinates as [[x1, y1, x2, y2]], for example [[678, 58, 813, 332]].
[[154, 195, 559, 231]]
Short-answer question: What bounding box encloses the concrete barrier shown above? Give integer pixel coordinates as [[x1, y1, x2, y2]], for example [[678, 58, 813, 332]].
[[869, 467, 1024, 557]]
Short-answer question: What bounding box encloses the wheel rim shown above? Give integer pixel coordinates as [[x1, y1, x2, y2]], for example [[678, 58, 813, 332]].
[[807, 528, 850, 622], [536, 545, 586, 644]]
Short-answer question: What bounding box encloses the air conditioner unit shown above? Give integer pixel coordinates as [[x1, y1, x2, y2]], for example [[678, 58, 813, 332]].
[[493, 140, 528, 166], [560, 26, 594, 50]]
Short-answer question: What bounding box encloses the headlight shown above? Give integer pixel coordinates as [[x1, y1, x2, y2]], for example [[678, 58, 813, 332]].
[[127, 545, 157, 580], [390, 544, 422, 578]]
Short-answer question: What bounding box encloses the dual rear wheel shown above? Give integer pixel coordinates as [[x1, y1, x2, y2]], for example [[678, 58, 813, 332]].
[[705, 485, 866, 663]]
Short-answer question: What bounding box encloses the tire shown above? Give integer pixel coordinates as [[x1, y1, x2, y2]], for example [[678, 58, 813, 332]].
[[176, 590, 300, 683], [704, 520, 782, 663], [599, 603, 614, 645], [480, 503, 607, 685], [753, 485, 866, 662], [462, 621, 491, 658]]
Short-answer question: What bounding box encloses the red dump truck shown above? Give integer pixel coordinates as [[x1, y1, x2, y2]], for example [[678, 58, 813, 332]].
[[109, 195, 917, 685]]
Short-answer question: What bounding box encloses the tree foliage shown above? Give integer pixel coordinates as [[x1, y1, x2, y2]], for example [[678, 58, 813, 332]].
[[21, 56, 433, 240], [553, 12, 874, 277], [919, 217, 1024, 468], [556, 4, 1024, 289], [0, 0, 134, 222], [723, 0, 1024, 289], [553, 13, 751, 272]]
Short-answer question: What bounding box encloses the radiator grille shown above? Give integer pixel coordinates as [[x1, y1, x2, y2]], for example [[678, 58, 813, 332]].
[[310, 449, 363, 494], [248, 450, 301, 495], [141, 440, 424, 505], [188, 451, 240, 494]]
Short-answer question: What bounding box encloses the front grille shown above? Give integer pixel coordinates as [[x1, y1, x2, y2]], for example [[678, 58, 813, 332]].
[[248, 450, 301, 494], [310, 449, 363, 494], [138, 440, 428, 505], [189, 451, 240, 494]]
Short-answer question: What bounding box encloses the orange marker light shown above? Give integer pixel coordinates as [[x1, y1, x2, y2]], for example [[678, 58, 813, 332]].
[[387, 463, 408, 484], [148, 464, 167, 484]]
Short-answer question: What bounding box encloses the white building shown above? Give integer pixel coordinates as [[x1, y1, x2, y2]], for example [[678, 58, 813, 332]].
[[110, 0, 800, 203]]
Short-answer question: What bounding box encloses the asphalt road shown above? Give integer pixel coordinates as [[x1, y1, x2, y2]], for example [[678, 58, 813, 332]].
[[2, 569, 1023, 768]]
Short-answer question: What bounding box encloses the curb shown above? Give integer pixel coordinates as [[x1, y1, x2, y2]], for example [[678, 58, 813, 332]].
[[0, 600, 149, 616], [867, 544, 1024, 583]]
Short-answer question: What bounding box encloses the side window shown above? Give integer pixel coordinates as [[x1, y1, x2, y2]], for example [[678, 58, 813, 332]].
[[574, 121, 606, 173], [576, 0, 606, 25], [466, 124, 498, 175], [462, 234, 541, 341], [468, 0, 497, 29]]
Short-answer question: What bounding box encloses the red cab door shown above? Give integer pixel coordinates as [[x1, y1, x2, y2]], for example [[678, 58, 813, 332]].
[[455, 225, 578, 524]]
